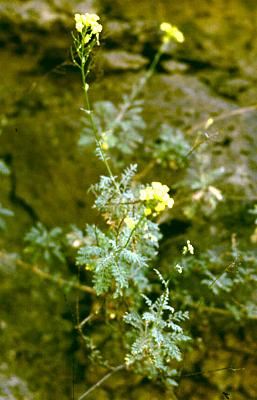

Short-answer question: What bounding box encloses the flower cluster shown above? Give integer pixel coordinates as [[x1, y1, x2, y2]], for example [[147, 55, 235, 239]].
[[74, 13, 102, 44], [139, 182, 174, 216], [160, 22, 185, 44]]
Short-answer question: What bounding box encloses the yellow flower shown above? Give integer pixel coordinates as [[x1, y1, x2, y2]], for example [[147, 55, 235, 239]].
[[91, 23, 102, 34], [124, 217, 137, 230], [140, 187, 153, 201], [205, 118, 214, 129], [84, 34, 91, 44], [75, 20, 84, 33], [144, 208, 152, 216], [160, 22, 185, 44], [102, 142, 109, 150], [74, 12, 102, 44], [140, 181, 174, 216], [81, 13, 100, 26], [155, 202, 166, 213], [152, 181, 169, 192], [167, 198, 174, 208], [101, 132, 109, 150]]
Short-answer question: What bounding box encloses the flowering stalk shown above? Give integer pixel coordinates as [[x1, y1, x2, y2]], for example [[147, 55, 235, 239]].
[[72, 13, 119, 190], [132, 21, 184, 96], [109, 22, 185, 136]]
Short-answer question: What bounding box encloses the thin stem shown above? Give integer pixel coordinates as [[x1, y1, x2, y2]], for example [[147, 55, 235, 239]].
[[208, 259, 237, 289], [80, 62, 119, 191], [186, 104, 257, 157], [78, 364, 125, 400], [187, 301, 257, 320], [189, 104, 257, 135], [180, 366, 244, 378], [133, 160, 156, 182], [77, 313, 94, 329], [112, 48, 163, 130]]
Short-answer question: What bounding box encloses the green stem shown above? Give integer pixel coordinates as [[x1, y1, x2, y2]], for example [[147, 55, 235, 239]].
[[80, 62, 119, 191], [113, 47, 163, 128]]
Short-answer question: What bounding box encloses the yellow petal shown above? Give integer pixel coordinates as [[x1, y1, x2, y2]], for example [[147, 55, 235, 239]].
[[144, 208, 152, 216]]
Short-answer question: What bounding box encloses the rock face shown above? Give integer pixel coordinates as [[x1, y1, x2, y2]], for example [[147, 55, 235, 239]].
[[0, 0, 256, 399], [0, 373, 32, 400], [101, 50, 148, 71], [0, 0, 96, 27]]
